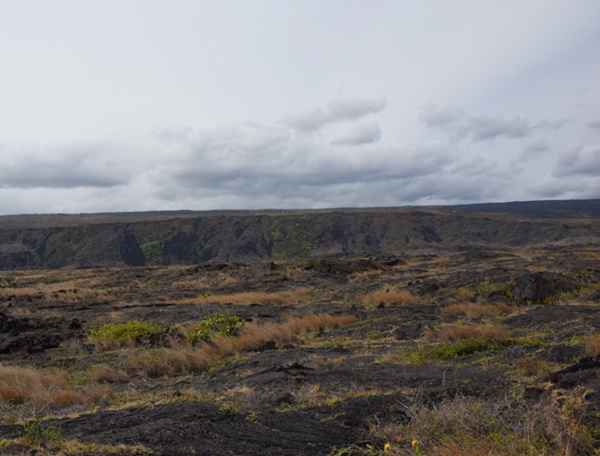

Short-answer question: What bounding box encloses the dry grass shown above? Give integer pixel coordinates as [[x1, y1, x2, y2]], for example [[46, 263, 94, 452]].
[[124, 348, 212, 378], [0, 287, 39, 297], [441, 303, 513, 319], [439, 324, 510, 343], [122, 314, 357, 378], [0, 364, 109, 409], [520, 356, 543, 376], [168, 288, 314, 306], [0, 439, 154, 455], [360, 290, 417, 308], [206, 289, 313, 305], [89, 365, 130, 384], [370, 391, 597, 456], [453, 286, 475, 301], [0, 281, 113, 304], [348, 270, 384, 284], [586, 333, 600, 356]]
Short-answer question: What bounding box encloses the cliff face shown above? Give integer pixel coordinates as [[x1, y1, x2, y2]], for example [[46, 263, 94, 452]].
[[1, 205, 599, 269]]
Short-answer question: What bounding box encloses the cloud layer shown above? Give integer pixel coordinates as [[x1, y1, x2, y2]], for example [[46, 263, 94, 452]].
[[420, 105, 567, 142], [0, 95, 598, 215]]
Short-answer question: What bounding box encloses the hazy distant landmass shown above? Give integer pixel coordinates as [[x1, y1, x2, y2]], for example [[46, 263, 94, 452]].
[[443, 199, 600, 218], [0, 199, 598, 270]]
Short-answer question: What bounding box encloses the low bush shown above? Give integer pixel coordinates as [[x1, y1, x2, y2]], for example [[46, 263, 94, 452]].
[[23, 418, 62, 445], [405, 326, 514, 363], [189, 313, 245, 343], [89, 321, 167, 347]]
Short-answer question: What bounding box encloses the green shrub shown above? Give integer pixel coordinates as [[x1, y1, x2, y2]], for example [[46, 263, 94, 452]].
[[189, 313, 245, 343], [90, 321, 167, 346], [405, 337, 514, 364], [23, 418, 62, 445]]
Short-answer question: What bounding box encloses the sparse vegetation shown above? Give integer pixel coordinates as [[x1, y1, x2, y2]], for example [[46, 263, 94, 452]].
[[90, 321, 167, 348], [369, 392, 597, 456], [0, 364, 109, 410], [188, 313, 246, 343], [441, 302, 513, 318], [0, 247, 598, 454], [360, 290, 417, 308]]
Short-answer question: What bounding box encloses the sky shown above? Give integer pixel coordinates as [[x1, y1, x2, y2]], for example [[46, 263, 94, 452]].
[[1, 1, 599, 214]]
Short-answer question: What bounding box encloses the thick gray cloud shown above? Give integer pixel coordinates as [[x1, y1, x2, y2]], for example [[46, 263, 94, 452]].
[[420, 105, 567, 142], [331, 123, 382, 146], [588, 120, 600, 130], [280, 98, 386, 133], [0, 142, 130, 189], [553, 144, 600, 177], [147, 120, 456, 209]]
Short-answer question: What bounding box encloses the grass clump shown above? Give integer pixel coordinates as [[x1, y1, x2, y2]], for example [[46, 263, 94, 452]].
[[441, 303, 513, 319], [121, 314, 357, 378], [23, 418, 62, 445], [361, 290, 417, 308], [90, 321, 167, 347], [405, 325, 515, 364], [425, 337, 511, 360], [0, 364, 109, 410], [586, 333, 600, 356], [189, 313, 245, 343]]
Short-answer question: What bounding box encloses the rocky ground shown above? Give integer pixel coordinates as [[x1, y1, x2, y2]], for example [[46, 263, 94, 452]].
[[0, 250, 599, 455]]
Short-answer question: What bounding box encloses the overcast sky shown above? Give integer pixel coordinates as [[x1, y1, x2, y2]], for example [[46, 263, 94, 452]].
[[1, 1, 599, 214]]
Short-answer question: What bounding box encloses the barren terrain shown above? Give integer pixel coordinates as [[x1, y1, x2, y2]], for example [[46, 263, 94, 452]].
[[1, 249, 599, 455]]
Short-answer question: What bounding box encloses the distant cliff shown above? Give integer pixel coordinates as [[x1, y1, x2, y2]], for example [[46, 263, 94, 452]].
[[0, 202, 599, 269]]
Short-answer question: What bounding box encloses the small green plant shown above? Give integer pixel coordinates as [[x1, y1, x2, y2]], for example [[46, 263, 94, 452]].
[[90, 321, 167, 346], [405, 337, 514, 364], [23, 418, 62, 445], [189, 313, 245, 343]]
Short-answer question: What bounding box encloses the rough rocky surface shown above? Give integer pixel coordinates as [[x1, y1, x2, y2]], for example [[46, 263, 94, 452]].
[[0, 202, 599, 269], [0, 250, 599, 455]]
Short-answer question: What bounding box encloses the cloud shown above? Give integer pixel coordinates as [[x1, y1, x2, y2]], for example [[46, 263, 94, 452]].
[[420, 105, 567, 142], [529, 176, 600, 200], [553, 144, 600, 177], [280, 98, 386, 133], [2, 94, 595, 215], [0, 141, 131, 189], [518, 138, 550, 162], [146, 121, 457, 210], [331, 123, 382, 146], [588, 119, 600, 130]]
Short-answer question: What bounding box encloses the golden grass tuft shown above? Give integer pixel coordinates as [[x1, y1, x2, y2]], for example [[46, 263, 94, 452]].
[[166, 288, 314, 306], [441, 303, 513, 319], [520, 356, 542, 376], [453, 286, 475, 301], [348, 270, 384, 284], [586, 333, 600, 356], [89, 365, 130, 384], [360, 290, 417, 308], [122, 314, 358, 378], [439, 325, 510, 343], [0, 364, 109, 409], [0, 287, 39, 297], [205, 289, 313, 305]]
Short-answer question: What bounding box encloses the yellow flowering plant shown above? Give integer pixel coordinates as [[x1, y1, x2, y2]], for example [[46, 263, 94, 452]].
[[411, 439, 423, 456]]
